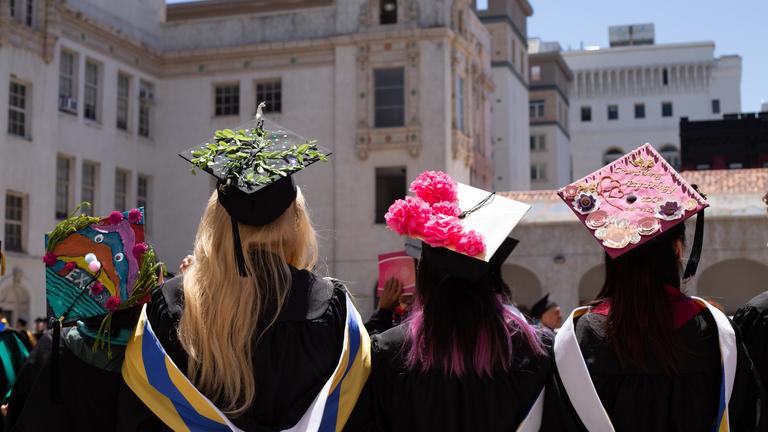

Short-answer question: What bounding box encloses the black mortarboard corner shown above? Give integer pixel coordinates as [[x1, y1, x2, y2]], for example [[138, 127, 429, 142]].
[[421, 237, 519, 283], [530, 293, 557, 319], [180, 106, 331, 277]]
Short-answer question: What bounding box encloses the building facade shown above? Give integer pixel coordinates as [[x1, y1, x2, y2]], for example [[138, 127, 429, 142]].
[[562, 26, 741, 179], [528, 42, 572, 190], [475, 0, 532, 191], [680, 112, 768, 170], [0, 0, 499, 319]]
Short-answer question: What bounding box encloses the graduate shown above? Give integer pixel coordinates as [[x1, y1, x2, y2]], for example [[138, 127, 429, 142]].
[[529, 294, 562, 330], [6, 206, 165, 431], [543, 144, 764, 431], [123, 111, 370, 431], [347, 170, 551, 432]]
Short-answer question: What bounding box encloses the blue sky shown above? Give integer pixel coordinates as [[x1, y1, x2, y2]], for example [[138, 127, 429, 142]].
[[166, 0, 766, 111]]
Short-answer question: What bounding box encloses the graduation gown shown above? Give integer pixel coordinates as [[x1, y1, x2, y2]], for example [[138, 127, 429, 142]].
[[346, 323, 552, 432], [6, 328, 163, 432], [543, 291, 764, 432], [734, 291, 768, 397], [145, 269, 346, 431]]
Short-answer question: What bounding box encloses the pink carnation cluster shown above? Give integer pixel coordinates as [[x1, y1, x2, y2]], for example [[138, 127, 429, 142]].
[[384, 171, 485, 256]]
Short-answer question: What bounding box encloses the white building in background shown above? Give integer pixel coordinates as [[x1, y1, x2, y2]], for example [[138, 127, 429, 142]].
[[562, 24, 741, 178], [0, 0, 503, 320], [475, 0, 533, 191]]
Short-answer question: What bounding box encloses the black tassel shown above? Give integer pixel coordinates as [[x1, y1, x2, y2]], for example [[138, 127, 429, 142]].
[[683, 185, 707, 280], [231, 216, 248, 277], [51, 318, 61, 403]]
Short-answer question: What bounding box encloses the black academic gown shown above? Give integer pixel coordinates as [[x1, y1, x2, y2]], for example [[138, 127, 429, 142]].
[[734, 291, 768, 398], [146, 269, 346, 431], [543, 309, 764, 432], [346, 323, 552, 432], [6, 328, 163, 431]]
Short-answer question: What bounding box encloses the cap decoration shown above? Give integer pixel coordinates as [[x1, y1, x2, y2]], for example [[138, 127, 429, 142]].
[[558, 144, 708, 260], [385, 171, 487, 256], [44, 203, 164, 354]]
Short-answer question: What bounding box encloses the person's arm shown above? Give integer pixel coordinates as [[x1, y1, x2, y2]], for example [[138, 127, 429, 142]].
[[364, 278, 402, 335]]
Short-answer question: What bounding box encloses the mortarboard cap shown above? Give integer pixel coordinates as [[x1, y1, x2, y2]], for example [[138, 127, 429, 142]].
[[530, 293, 557, 319], [558, 144, 708, 278], [179, 106, 330, 277], [385, 171, 530, 281]]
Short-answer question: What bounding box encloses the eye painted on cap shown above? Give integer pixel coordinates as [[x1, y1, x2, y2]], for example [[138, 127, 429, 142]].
[[626, 194, 637, 204], [114, 252, 125, 262], [94, 234, 104, 243]]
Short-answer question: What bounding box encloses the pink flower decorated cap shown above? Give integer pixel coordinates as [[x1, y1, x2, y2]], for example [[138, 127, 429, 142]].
[[385, 171, 531, 263], [558, 143, 708, 258]]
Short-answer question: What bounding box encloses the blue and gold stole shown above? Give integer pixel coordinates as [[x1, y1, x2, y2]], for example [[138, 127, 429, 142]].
[[553, 297, 737, 432], [122, 289, 371, 432]]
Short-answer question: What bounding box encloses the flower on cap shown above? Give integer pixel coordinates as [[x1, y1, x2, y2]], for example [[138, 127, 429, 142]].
[[409, 171, 458, 205], [105, 295, 121, 312], [385, 197, 433, 236], [453, 230, 486, 256], [422, 215, 463, 247], [128, 208, 143, 224], [563, 185, 579, 200], [432, 201, 461, 217], [595, 218, 640, 249], [43, 252, 58, 267], [572, 192, 600, 214], [108, 211, 124, 224], [133, 243, 149, 260], [656, 201, 683, 221], [90, 281, 104, 295], [63, 262, 77, 273]]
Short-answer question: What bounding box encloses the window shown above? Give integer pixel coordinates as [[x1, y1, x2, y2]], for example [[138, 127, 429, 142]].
[[662, 68, 669, 86], [10, 0, 34, 27], [256, 79, 282, 114], [531, 66, 541, 81], [455, 77, 465, 132], [214, 83, 239, 116], [59, 50, 77, 114], [9, 0, 16, 19], [380, 0, 397, 25], [115, 169, 129, 210], [476, 0, 488, 10], [696, 164, 711, 170], [603, 148, 623, 165], [530, 135, 546, 152], [375, 167, 406, 223], [374, 68, 405, 128], [530, 164, 547, 181], [529, 100, 545, 119], [580, 106, 592, 122], [137, 175, 150, 232], [84, 60, 100, 121], [729, 162, 743, 169], [81, 162, 98, 215], [659, 145, 680, 170], [8, 81, 28, 138], [607, 104, 619, 120], [55, 156, 71, 219], [4, 193, 24, 252], [712, 99, 721, 114], [662, 102, 673, 117], [116, 73, 130, 130], [138, 81, 153, 138], [634, 103, 645, 119]]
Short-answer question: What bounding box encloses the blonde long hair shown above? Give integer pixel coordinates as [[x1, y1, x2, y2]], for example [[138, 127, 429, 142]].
[[179, 187, 318, 415]]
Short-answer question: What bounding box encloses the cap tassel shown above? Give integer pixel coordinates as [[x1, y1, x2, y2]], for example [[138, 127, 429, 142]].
[[683, 185, 707, 281], [50, 318, 61, 403], [231, 216, 248, 278]]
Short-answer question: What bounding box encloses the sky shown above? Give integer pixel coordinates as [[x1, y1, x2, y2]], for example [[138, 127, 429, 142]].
[[166, 0, 767, 112]]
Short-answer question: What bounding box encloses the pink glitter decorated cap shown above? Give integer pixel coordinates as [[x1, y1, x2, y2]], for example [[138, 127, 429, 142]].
[[385, 170, 531, 263], [558, 143, 708, 259]]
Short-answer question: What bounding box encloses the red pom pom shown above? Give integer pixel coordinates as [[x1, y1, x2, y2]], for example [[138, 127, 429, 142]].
[[128, 208, 143, 224], [43, 252, 58, 267], [108, 211, 124, 224], [105, 295, 121, 312]]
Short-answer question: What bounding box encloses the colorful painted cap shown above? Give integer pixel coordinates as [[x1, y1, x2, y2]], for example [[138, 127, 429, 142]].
[[385, 171, 530, 279], [558, 143, 708, 258], [44, 206, 162, 328]]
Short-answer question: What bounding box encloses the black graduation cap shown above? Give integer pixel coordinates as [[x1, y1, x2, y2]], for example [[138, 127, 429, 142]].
[[421, 237, 520, 282], [179, 107, 331, 277], [530, 293, 557, 319]]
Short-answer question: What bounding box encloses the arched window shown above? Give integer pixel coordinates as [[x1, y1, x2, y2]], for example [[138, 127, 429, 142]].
[[659, 145, 680, 169], [603, 148, 623, 165]]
